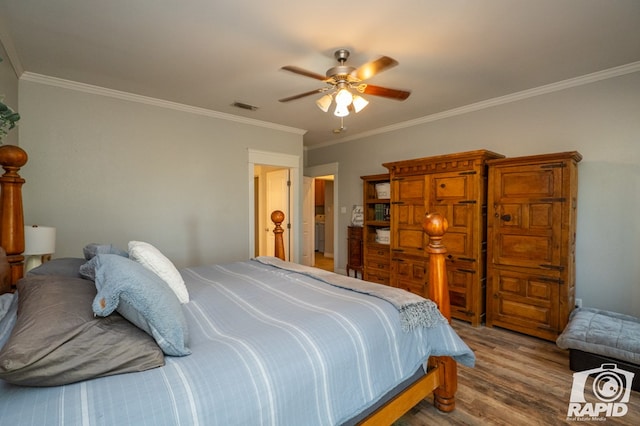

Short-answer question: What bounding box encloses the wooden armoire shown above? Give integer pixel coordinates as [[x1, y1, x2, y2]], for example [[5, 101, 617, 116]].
[[382, 150, 504, 326], [485, 151, 582, 341]]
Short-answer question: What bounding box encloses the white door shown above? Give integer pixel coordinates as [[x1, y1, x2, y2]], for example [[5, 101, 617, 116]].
[[302, 177, 315, 266], [266, 169, 290, 259]]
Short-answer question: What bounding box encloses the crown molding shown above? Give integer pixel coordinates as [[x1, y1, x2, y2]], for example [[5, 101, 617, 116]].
[[20, 72, 307, 136], [309, 61, 640, 150], [0, 12, 24, 78]]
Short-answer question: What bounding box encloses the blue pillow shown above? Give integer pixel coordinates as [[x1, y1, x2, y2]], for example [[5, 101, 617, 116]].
[[92, 254, 191, 356]]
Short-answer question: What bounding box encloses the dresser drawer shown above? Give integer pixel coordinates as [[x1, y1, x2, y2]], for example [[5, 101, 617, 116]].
[[364, 245, 390, 258], [364, 270, 390, 286]]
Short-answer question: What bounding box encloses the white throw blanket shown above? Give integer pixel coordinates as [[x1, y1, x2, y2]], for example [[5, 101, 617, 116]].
[[254, 256, 448, 331]]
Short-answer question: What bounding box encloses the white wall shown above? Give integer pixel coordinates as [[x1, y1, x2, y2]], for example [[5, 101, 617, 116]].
[[19, 77, 303, 268], [306, 71, 640, 317]]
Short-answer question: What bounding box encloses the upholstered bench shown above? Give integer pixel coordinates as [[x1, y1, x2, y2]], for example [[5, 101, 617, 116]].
[[557, 307, 640, 391]]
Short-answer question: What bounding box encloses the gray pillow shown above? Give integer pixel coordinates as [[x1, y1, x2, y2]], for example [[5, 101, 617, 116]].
[[92, 254, 191, 357], [27, 257, 86, 278], [83, 243, 128, 260], [0, 275, 164, 386], [0, 293, 18, 350]]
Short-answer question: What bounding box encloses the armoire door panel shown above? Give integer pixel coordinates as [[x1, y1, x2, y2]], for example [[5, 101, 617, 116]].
[[498, 168, 560, 199], [495, 233, 555, 266], [396, 229, 425, 251], [497, 298, 552, 326], [397, 178, 426, 199], [442, 231, 471, 257], [529, 203, 554, 228], [394, 203, 426, 227], [433, 176, 467, 199]]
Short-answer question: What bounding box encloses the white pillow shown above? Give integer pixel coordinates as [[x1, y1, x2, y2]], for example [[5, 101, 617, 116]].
[[128, 241, 189, 304]]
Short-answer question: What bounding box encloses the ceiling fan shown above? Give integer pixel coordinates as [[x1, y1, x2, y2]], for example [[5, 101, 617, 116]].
[[279, 49, 411, 117]]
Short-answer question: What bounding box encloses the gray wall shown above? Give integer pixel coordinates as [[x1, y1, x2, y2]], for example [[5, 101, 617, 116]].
[[306, 71, 640, 317], [19, 77, 303, 268]]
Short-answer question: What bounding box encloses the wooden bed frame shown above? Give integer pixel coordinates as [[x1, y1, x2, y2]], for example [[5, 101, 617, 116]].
[[0, 144, 458, 424]]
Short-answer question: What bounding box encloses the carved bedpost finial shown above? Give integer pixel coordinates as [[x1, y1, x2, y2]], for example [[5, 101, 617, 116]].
[[271, 210, 286, 261], [0, 144, 28, 287], [423, 212, 450, 322]]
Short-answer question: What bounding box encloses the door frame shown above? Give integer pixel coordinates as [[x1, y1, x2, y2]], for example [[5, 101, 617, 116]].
[[248, 149, 300, 263], [305, 162, 339, 272]]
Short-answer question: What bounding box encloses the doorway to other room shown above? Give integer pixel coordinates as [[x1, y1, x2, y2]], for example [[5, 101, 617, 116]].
[[313, 176, 334, 272]]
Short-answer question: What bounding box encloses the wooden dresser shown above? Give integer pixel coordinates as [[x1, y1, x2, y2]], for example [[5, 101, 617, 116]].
[[361, 174, 392, 285], [486, 151, 582, 340], [383, 150, 504, 326], [346, 226, 363, 278]]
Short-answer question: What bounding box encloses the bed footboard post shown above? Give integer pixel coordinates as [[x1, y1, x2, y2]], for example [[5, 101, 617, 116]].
[[423, 212, 450, 321], [423, 212, 458, 412], [271, 210, 286, 261], [0, 145, 28, 288]]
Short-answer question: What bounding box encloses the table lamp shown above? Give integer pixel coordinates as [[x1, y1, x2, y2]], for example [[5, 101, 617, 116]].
[[24, 225, 56, 272]]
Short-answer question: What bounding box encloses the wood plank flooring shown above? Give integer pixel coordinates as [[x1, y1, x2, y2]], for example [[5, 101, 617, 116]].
[[314, 252, 334, 272], [395, 320, 640, 425]]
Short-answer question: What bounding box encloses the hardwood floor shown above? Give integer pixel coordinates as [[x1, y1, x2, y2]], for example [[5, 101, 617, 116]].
[[395, 320, 640, 425], [314, 251, 333, 272]]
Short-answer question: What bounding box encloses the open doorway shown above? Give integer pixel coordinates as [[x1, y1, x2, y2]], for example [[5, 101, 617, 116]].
[[304, 162, 339, 273], [312, 176, 334, 272], [248, 149, 300, 263], [254, 165, 291, 259]]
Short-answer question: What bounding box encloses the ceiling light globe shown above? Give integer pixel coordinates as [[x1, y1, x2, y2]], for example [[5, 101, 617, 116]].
[[334, 105, 349, 117], [334, 88, 353, 107]]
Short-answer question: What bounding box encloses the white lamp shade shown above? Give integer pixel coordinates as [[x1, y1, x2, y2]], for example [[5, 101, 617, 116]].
[[352, 95, 369, 113], [315, 94, 332, 112], [24, 226, 56, 255]]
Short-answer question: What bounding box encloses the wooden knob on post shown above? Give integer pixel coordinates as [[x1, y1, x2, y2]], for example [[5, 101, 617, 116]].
[[271, 210, 286, 261]]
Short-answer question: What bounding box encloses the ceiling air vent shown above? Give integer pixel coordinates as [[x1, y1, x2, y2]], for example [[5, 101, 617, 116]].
[[231, 101, 258, 111]]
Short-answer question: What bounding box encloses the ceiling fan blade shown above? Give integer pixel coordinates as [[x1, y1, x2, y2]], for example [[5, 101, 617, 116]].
[[279, 88, 325, 102], [354, 56, 399, 81], [281, 66, 327, 81], [362, 84, 411, 101]]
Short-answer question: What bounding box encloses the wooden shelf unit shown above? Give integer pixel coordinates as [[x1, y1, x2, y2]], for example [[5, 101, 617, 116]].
[[361, 174, 392, 285]]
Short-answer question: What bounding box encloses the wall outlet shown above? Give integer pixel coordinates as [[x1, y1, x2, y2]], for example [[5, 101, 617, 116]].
[[575, 298, 583, 309]]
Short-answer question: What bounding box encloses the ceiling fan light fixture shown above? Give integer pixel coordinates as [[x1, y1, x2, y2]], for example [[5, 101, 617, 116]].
[[316, 94, 332, 112], [334, 104, 349, 117], [334, 87, 353, 107], [352, 95, 369, 113]]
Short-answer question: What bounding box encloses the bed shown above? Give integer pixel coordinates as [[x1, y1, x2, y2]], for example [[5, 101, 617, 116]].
[[0, 145, 474, 425]]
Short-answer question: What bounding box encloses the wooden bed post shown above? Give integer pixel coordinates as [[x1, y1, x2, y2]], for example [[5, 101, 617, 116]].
[[0, 145, 28, 288], [271, 210, 286, 261], [423, 212, 458, 412]]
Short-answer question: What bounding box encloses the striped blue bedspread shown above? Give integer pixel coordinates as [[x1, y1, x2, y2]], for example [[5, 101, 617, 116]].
[[0, 259, 474, 426]]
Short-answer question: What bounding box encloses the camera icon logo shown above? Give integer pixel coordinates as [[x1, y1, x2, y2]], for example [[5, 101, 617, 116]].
[[567, 363, 634, 419]]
